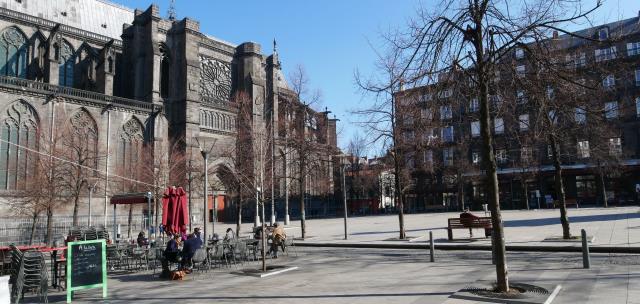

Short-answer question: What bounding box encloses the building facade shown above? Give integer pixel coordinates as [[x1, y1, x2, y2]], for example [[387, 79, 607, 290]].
[[396, 15, 640, 212], [0, 0, 339, 228]]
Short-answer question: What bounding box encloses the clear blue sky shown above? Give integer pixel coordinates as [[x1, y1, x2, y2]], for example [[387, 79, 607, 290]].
[[111, 0, 637, 155]]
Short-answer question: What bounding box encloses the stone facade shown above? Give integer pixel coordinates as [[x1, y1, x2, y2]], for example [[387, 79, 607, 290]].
[[0, 1, 339, 227]]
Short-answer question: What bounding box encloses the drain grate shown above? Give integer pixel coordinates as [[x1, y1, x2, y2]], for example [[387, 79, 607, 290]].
[[463, 282, 550, 300]]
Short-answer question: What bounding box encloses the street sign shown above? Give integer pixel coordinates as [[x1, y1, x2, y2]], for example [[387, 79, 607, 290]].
[[66, 239, 107, 303]]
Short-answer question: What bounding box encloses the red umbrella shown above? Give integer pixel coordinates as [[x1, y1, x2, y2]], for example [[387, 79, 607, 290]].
[[162, 187, 189, 235], [173, 187, 189, 234], [161, 187, 173, 230]]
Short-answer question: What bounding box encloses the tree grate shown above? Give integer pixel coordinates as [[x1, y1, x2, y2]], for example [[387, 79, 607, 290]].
[[462, 282, 549, 300]]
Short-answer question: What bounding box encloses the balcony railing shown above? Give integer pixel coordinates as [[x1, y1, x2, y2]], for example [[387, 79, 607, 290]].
[[0, 76, 157, 112]]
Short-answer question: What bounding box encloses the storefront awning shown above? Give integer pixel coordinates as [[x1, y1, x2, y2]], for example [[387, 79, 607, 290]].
[[110, 192, 153, 205]]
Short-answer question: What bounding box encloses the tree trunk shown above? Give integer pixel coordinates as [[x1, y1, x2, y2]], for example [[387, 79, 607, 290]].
[[127, 204, 133, 239], [522, 180, 529, 210], [46, 206, 53, 246], [598, 166, 608, 208], [474, 23, 508, 292], [72, 195, 80, 227], [29, 212, 38, 245], [458, 178, 465, 211], [300, 158, 307, 239], [549, 135, 571, 239], [393, 153, 406, 239]]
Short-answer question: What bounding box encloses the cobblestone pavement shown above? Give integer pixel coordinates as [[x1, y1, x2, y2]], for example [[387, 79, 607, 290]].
[[30, 247, 640, 304]]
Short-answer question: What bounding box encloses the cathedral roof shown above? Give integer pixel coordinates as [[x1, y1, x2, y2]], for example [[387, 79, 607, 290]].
[[0, 0, 134, 40]]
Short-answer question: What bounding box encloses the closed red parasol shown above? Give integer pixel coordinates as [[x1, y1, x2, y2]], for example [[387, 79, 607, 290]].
[[173, 187, 189, 234], [162, 187, 189, 235]]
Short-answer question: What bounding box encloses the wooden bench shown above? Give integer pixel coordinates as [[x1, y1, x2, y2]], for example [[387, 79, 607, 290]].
[[447, 217, 493, 241], [553, 198, 579, 208]]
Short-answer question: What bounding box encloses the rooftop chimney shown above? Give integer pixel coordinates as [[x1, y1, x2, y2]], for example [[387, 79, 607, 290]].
[[552, 31, 559, 39]]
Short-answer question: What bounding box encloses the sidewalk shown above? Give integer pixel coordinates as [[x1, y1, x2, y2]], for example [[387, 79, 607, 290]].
[[217, 207, 640, 249]]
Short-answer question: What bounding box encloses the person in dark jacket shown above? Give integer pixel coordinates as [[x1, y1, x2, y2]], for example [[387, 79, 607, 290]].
[[181, 234, 202, 270], [137, 231, 148, 247], [161, 234, 181, 278]]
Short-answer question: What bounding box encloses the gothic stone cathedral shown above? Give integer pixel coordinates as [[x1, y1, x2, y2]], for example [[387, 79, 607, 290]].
[[0, 0, 339, 226]]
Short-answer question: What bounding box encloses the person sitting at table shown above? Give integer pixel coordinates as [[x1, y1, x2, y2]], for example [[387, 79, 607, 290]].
[[194, 227, 202, 241], [161, 234, 181, 278], [269, 222, 287, 258], [181, 233, 202, 272], [137, 231, 149, 247], [224, 228, 235, 242]]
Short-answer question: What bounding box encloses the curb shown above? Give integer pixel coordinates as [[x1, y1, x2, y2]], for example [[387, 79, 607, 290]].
[[295, 241, 640, 254]]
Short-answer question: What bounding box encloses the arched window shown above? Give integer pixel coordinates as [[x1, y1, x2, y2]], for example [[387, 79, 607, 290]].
[[0, 27, 28, 78], [0, 100, 38, 190], [160, 45, 170, 98], [77, 46, 96, 90], [64, 109, 98, 172], [117, 118, 144, 191], [107, 56, 114, 73], [58, 41, 75, 87]]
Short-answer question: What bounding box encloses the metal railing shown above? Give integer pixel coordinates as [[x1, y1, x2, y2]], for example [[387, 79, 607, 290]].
[[0, 215, 147, 246], [0, 76, 158, 112]]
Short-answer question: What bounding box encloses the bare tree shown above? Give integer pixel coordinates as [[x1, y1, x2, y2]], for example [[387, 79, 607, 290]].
[[58, 123, 105, 227], [287, 64, 324, 239], [357, 0, 602, 292]]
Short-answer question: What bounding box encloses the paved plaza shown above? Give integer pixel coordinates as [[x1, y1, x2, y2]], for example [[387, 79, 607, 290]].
[[23, 207, 640, 303], [35, 247, 640, 304], [217, 206, 640, 248]]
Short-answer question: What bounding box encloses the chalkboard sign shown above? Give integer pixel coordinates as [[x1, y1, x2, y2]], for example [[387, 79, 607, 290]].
[[66, 239, 107, 303]]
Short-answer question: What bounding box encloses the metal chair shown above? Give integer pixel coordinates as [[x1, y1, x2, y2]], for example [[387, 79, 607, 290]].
[[190, 248, 208, 276], [284, 234, 297, 257], [129, 247, 147, 271], [83, 227, 98, 241], [69, 227, 84, 241], [106, 245, 123, 271], [208, 244, 228, 269], [12, 251, 48, 304]]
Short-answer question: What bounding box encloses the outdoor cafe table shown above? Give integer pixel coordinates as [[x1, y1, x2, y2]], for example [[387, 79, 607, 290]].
[[39, 246, 68, 289]]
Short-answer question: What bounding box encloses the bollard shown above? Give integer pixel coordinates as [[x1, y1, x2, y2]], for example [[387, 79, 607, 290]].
[[429, 231, 435, 262], [581, 229, 590, 269]]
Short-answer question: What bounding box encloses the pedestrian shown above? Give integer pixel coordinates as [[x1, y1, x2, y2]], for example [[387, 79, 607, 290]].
[[269, 222, 286, 258]]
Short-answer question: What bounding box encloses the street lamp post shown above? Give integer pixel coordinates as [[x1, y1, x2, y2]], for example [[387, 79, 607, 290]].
[[341, 161, 348, 240], [201, 150, 209, 242], [197, 137, 216, 243], [331, 154, 349, 240], [188, 160, 193, 232], [87, 180, 99, 227]]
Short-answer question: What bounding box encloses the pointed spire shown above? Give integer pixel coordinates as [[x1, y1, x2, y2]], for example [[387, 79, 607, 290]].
[[168, 0, 177, 21], [273, 38, 278, 54]]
